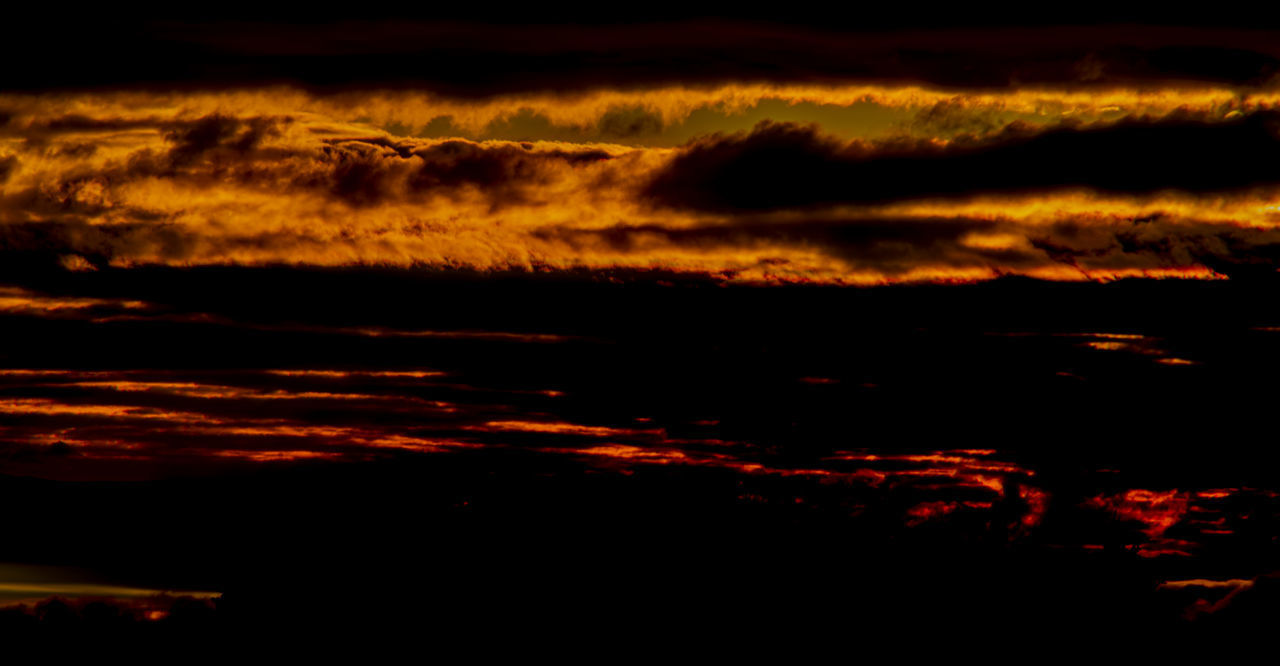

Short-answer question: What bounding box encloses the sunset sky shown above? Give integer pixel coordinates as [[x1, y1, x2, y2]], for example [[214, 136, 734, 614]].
[[3, 13, 1280, 646]]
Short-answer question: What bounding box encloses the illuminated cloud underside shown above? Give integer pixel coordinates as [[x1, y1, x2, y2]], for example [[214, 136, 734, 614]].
[[3, 85, 1280, 283]]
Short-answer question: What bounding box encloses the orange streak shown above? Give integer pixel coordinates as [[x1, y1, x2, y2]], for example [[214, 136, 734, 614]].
[[0, 398, 213, 423], [471, 420, 661, 438], [1085, 489, 1189, 538], [1018, 486, 1050, 528]]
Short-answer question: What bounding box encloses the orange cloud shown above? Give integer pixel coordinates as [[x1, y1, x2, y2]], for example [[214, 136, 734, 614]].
[[4, 91, 1280, 284]]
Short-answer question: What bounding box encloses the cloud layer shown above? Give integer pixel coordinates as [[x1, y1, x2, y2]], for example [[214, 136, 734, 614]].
[[5, 87, 1280, 282]]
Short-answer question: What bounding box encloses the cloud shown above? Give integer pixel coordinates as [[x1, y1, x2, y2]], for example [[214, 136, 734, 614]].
[[6, 20, 1280, 93], [307, 137, 614, 208], [164, 113, 282, 165], [644, 112, 1280, 212], [0, 155, 16, 184], [0, 112, 636, 269], [533, 216, 1026, 276], [3, 102, 1280, 283], [532, 211, 1280, 280]]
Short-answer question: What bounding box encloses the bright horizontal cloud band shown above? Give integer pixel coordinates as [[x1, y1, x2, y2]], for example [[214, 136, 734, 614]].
[[4, 87, 1280, 283]]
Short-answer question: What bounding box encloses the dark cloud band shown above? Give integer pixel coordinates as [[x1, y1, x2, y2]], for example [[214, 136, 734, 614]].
[[645, 113, 1280, 211], [5, 21, 1280, 93]]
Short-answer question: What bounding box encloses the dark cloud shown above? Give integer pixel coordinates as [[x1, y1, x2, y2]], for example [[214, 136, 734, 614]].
[[0, 112, 289, 158], [6, 114, 167, 136], [0, 220, 198, 269], [536, 212, 1280, 277], [5, 20, 1280, 94], [164, 114, 281, 165], [536, 216, 1025, 273], [645, 113, 1280, 211], [0, 115, 617, 224], [308, 138, 613, 207], [0, 114, 297, 199], [0, 155, 16, 184]]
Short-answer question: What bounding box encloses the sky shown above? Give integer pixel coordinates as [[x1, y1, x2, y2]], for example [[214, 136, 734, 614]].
[[4, 13, 1280, 647]]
